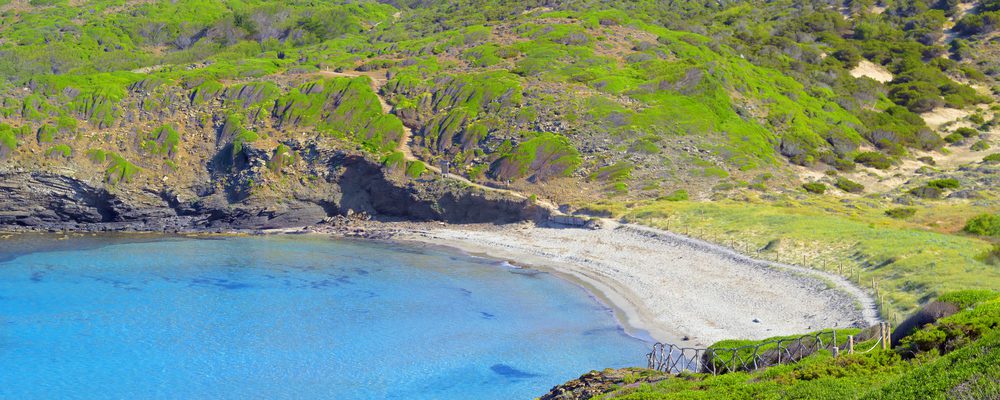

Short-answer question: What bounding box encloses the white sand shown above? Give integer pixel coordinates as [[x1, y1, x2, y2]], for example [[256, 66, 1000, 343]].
[[850, 60, 893, 83], [391, 219, 879, 347]]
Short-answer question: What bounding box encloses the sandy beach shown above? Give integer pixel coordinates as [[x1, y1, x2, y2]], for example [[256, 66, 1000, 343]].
[[364, 219, 880, 347]]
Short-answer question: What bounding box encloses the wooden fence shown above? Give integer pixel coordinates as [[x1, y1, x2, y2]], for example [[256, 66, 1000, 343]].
[[647, 322, 893, 374]]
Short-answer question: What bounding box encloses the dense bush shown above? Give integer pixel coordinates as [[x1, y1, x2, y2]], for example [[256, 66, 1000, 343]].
[[971, 141, 991, 151], [659, 189, 688, 201], [886, 207, 917, 219], [855, 152, 893, 169], [965, 214, 1000, 237], [835, 177, 864, 193], [927, 178, 960, 189], [802, 182, 827, 194]]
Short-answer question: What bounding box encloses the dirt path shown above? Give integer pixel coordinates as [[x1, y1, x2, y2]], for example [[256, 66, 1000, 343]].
[[317, 69, 561, 212]]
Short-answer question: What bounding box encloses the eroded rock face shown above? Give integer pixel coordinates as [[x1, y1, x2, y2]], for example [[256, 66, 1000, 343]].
[[0, 152, 544, 232], [0, 172, 119, 226]]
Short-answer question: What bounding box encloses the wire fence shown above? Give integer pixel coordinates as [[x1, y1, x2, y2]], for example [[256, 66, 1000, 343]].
[[647, 322, 893, 374]]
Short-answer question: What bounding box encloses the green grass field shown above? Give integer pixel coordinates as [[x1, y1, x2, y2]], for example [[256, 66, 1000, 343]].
[[581, 195, 999, 318]]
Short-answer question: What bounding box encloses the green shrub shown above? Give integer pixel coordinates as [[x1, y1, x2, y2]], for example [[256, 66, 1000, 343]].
[[45, 144, 72, 158], [954, 127, 978, 138], [964, 214, 1000, 237], [885, 207, 917, 219], [36, 124, 57, 143], [104, 153, 140, 184], [835, 177, 865, 193], [927, 178, 960, 189], [971, 140, 991, 151], [659, 189, 688, 201], [855, 151, 892, 169], [381, 151, 406, 171], [141, 124, 180, 157], [944, 132, 965, 143], [802, 182, 827, 194], [0, 124, 17, 154], [406, 160, 426, 178], [985, 153, 1000, 163]]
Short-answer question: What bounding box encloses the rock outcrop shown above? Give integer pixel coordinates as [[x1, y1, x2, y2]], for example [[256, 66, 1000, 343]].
[[0, 151, 546, 232]]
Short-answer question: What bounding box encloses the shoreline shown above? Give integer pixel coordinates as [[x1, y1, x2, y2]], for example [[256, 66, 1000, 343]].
[[393, 234, 664, 344], [378, 220, 879, 346], [1, 217, 880, 347]]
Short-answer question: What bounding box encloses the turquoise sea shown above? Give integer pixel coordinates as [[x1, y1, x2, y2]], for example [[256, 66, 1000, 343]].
[[0, 235, 649, 399]]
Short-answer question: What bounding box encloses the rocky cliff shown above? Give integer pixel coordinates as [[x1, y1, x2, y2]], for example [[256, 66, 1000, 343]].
[[0, 150, 546, 232]]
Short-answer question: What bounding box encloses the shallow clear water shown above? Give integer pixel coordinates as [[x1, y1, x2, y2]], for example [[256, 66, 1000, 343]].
[[0, 235, 648, 399]]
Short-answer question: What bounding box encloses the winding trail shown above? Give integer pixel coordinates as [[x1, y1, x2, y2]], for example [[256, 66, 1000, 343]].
[[317, 69, 561, 211]]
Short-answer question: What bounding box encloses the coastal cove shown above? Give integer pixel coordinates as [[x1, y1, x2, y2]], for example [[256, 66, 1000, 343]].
[[0, 234, 648, 399], [333, 219, 881, 347]]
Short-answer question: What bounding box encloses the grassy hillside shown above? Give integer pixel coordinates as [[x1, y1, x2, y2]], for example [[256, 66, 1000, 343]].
[[0, 0, 995, 194]]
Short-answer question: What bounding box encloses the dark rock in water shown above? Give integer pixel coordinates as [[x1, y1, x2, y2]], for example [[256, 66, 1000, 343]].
[[490, 364, 540, 379]]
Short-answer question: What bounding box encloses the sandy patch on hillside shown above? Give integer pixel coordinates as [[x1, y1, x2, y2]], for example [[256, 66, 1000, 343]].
[[921, 107, 971, 130], [850, 60, 893, 83]]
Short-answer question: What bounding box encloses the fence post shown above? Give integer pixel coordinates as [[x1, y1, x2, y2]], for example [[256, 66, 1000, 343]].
[[666, 349, 672, 374], [881, 322, 888, 350], [832, 330, 839, 357], [848, 335, 854, 354]]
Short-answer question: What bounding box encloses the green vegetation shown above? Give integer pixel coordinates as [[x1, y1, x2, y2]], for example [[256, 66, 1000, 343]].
[[802, 182, 827, 194], [855, 152, 893, 170], [586, 197, 998, 315], [927, 178, 960, 190], [45, 144, 72, 158], [965, 214, 1000, 238], [660, 190, 689, 202], [885, 208, 917, 220], [491, 132, 581, 181], [834, 177, 865, 194], [0, 123, 18, 156], [141, 125, 180, 157], [405, 160, 427, 178], [87, 149, 140, 184], [598, 291, 1000, 399]]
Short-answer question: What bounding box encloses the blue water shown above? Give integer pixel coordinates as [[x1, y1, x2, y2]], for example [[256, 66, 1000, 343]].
[[0, 235, 649, 399]]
